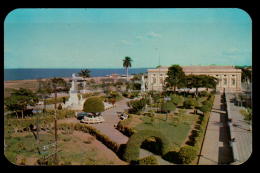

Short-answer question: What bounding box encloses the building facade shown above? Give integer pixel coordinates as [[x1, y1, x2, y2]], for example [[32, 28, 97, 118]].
[[147, 66, 242, 92]]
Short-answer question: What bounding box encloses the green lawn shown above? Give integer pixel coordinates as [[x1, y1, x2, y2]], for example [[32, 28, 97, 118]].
[[131, 112, 198, 148]]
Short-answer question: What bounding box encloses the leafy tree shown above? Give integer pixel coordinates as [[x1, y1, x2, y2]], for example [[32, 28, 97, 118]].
[[123, 56, 133, 81], [235, 66, 252, 82], [201, 75, 218, 91], [4, 88, 38, 118], [199, 103, 211, 116], [183, 98, 199, 114], [169, 94, 184, 106], [161, 101, 176, 113], [49, 78, 67, 110], [78, 69, 91, 78], [83, 97, 105, 116], [37, 79, 52, 112], [165, 65, 186, 92], [127, 98, 147, 114]]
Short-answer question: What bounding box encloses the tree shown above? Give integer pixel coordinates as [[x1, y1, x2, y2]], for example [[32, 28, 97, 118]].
[[127, 98, 147, 114], [165, 65, 186, 93], [235, 66, 252, 83], [169, 94, 184, 106], [199, 103, 211, 116], [161, 101, 176, 113], [183, 98, 199, 114], [123, 56, 132, 81], [78, 69, 91, 78], [37, 79, 52, 112], [201, 75, 218, 91], [83, 97, 105, 116], [49, 78, 67, 110], [4, 88, 38, 119]]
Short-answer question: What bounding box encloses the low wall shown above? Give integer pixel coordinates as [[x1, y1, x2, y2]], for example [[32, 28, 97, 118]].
[[224, 91, 239, 164]]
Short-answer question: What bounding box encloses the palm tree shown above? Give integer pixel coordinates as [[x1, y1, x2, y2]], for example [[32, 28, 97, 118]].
[[78, 69, 91, 78], [123, 56, 132, 81]]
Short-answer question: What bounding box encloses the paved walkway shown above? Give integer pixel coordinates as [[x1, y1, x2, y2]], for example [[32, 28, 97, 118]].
[[225, 93, 252, 164], [89, 98, 130, 145], [198, 94, 233, 165], [139, 149, 173, 165], [59, 98, 130, 145]]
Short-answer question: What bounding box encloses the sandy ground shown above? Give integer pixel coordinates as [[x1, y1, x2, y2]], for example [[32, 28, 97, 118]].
[[9, 130, 127, 165]]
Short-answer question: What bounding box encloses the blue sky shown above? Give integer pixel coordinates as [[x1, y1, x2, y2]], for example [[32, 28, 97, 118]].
[[4, 8, 252, 68]]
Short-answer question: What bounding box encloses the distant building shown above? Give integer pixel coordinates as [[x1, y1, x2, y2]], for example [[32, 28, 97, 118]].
[[146, 66, 242, 92]]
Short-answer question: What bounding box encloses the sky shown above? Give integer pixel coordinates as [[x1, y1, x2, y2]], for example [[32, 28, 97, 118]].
[[4, 8, 252, 68]]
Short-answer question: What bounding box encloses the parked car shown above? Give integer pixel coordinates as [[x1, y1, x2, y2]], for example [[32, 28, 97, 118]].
[[76, 112, 101, 120], [120, 113, 128, 120]]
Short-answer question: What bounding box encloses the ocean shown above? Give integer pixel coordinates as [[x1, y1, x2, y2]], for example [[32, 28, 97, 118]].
[[4, 68, 150, 81]]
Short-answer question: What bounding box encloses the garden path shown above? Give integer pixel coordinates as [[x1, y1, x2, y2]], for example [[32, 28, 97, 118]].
[[198, 94, 233, 165]]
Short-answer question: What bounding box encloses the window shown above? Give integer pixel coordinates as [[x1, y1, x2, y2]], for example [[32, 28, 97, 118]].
[[160, 77, 163, 84], [232, 79, 235, 86], [224, 78, 227, 85], [153, 77, 156, 84]]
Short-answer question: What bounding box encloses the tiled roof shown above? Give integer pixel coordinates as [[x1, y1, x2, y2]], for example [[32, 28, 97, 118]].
[[148, 65, 241, 73]]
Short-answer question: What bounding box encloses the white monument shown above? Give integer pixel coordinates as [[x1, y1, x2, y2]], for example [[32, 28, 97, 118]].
[[64, 73, 86, 110], [141, 75, 146, 92]]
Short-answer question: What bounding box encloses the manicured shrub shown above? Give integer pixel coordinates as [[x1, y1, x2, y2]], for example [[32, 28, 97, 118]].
[[163, 150, 181, 164], [178, 146, 198, 164], [141, 137, 162, 155], [122, 130, 171, 162], [199, 104, 211, 115], [138, 155, 158, 165], [183, 98, 196, 109], [83, 96, 105, 115], [161, 101, 176, 113], [170, 94, 184, 106], [57, 104, 62, 110], [199, 91, 209, 97]]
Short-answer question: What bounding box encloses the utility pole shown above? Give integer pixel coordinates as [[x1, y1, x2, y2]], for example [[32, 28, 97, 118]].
[[36, 113, 40, 143], [54, 116, 58, 164], [54, 85, 58, 164]]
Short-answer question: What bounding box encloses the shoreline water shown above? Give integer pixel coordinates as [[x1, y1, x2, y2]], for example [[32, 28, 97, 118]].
[[4, 68, 149, 81]]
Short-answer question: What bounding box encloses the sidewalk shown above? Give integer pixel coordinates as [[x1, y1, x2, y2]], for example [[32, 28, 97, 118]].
[[225, 93, 252, 164], [198, 94, 233, 165]]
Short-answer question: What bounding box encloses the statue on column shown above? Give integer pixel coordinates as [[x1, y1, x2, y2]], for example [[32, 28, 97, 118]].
[[141, 75, 146, 92]]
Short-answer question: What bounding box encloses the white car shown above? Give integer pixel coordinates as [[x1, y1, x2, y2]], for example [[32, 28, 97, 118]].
[[120, 113, 128, 120]]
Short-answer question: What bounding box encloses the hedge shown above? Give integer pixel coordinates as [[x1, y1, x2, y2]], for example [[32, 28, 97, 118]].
[[122, 130, 171, 162], [116, 114, 137, 137], [163, 94, 215, 164], [137, 155, 158, 165], [5, 109, 75, 132], [44, 96, 69, 105], [178, 146, 197, 164]]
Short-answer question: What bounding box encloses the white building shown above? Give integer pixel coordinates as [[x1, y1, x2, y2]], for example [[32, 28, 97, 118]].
[[147, 66, 242, 92]]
